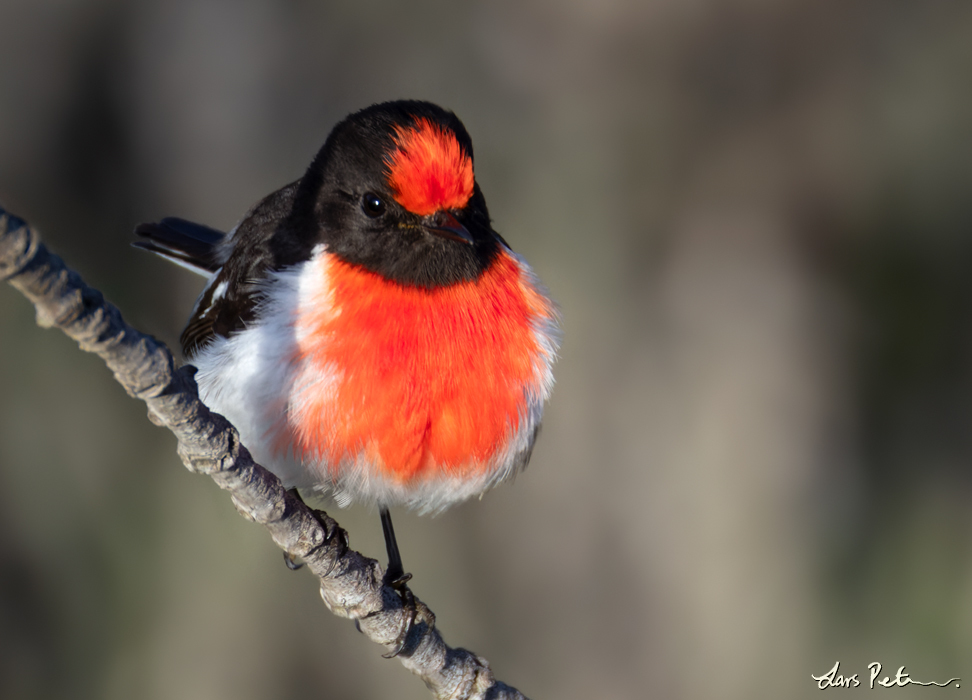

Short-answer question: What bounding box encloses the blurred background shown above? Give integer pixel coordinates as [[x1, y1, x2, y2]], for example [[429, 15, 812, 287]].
[[2, 1, 972, 698]]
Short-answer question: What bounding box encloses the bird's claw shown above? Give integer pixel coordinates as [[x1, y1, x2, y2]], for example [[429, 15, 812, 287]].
[[318, 515, 349, 576], [382, 577, 417, 658], [283, 551, 304, 570], [282, 488, 349, 574], [386, 571, 412, 588]]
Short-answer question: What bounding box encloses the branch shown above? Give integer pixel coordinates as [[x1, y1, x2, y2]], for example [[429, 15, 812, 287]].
[[0, 206, 528, 700]]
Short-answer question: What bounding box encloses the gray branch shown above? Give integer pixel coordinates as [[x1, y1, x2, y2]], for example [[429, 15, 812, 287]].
[[0, 206, 527, 700]]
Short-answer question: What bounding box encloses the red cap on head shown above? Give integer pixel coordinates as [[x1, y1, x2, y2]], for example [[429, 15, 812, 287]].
[[386, 118, 474, 216]]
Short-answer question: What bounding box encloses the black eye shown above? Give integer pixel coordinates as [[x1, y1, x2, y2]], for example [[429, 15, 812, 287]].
[[362, 192, 386, 218]]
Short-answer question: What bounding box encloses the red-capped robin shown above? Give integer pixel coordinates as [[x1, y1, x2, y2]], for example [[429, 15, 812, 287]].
[[135, 101, 560, 633]]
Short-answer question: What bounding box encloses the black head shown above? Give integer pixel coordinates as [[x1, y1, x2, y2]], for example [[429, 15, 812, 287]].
[[293, 100, 502, 288]]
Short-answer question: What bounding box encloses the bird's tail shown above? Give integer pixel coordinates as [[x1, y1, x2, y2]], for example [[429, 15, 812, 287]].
[[133, 217, 227, 277]]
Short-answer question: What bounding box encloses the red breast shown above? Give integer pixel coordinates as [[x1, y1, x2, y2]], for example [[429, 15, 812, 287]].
[[287, 249, 553, 484]]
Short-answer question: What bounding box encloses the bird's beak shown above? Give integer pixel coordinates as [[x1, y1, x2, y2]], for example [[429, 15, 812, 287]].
[[422, 211, 474, 245]]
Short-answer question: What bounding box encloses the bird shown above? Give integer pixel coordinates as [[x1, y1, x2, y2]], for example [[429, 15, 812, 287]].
[[134, 101, 560, 644]]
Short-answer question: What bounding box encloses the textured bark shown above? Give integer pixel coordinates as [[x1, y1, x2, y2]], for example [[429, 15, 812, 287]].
[[0, 206, 527, 700]]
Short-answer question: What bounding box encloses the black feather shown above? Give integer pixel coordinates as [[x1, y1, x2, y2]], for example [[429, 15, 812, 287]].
[[178, 182, 301, 356], [134, 217, 226, 273], [139, 100, 508, 358]]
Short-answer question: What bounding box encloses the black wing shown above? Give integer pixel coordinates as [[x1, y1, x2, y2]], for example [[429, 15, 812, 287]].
[[135, 180, 305, 357]]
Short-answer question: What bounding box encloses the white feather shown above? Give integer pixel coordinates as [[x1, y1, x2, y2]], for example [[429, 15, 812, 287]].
[[189, 245, 561, 513]]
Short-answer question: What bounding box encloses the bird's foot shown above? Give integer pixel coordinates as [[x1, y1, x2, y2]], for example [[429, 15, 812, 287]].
[[282, 488, 349, 573], [380, 567, 437, 658], [317, 513, 350, 576], [382, 570, 417, 658]]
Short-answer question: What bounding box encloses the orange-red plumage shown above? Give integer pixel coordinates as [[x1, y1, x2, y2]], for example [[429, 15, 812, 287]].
[[386, 118, 475, 216], [290, 250, 550, 484], [139, 100, 559, 605]]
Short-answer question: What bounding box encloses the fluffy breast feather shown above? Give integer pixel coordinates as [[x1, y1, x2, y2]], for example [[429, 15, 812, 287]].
[[191, 245, 560, 512]]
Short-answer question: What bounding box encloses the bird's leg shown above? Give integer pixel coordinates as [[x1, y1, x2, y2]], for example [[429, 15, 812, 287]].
[[380, 506, 412, 587], [380, 507, 417, 657]]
